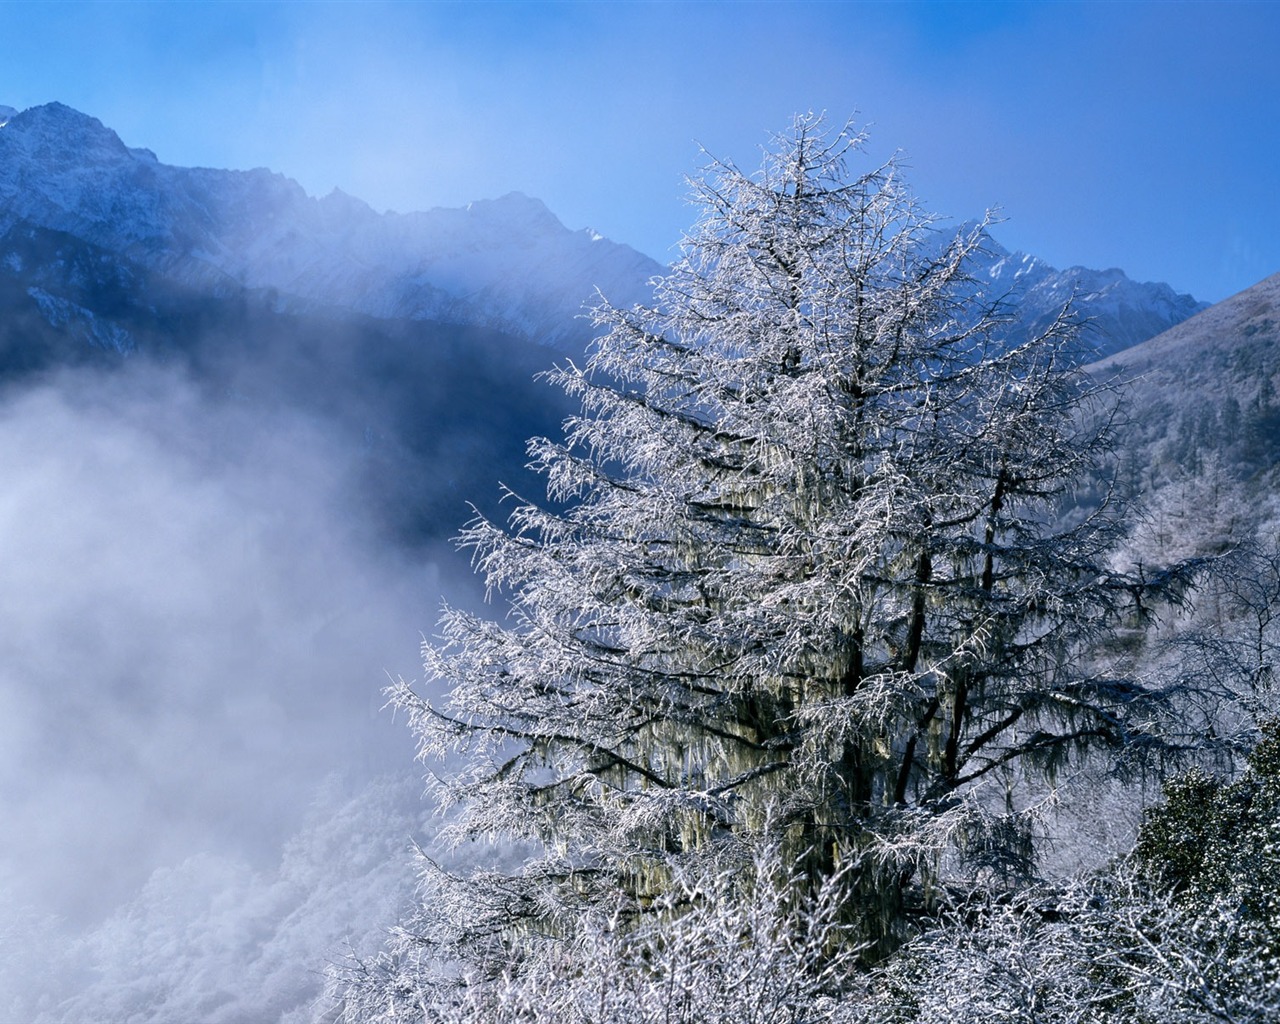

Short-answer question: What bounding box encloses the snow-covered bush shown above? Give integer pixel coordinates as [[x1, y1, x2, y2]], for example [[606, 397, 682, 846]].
[[860, 723, 1280, 1024]]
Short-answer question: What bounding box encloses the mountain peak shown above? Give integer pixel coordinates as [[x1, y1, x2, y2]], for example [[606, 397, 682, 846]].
[[465, 191, 562, 231], [1, 101, 131, 161], [319, 186, 374, 217], [958, 225, 1207, 358], [9, 100, 109, 130]]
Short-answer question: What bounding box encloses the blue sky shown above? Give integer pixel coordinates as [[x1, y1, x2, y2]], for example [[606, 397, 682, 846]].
[[2, 0, 1277, 302]]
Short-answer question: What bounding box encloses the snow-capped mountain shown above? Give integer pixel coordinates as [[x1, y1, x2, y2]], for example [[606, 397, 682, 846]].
[[0, 101, 1208, 365], [966, 228, 1208, 359], [0, 102, 660, 350]]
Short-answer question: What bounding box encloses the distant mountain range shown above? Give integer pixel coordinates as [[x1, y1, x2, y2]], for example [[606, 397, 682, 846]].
[[968, 230, 1208, 359], [0, 101, 659, 352], [0, 100, 1226, 550], [0, 101, 1204, 364]]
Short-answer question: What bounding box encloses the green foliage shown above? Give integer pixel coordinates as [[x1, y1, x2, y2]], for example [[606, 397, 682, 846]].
[[1137, 720, 1280, 933], [1131, 767, 1222, 895]]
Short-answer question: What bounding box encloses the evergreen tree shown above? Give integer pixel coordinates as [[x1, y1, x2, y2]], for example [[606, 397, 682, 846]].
[[367, 116, 1198, 999]]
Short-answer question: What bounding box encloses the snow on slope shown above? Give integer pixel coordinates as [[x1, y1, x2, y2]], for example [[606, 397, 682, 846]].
[[1092, 269, 1280, 377], [1084, 269, 1280, 426], [0, 102, 660, 349], [967, 228, 1208, 359]]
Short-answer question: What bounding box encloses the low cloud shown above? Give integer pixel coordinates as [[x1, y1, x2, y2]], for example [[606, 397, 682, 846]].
[[0, 361, 447, 1016]]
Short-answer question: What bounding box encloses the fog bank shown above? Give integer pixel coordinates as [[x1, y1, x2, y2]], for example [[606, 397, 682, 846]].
[[0, 362, 449, 1019]]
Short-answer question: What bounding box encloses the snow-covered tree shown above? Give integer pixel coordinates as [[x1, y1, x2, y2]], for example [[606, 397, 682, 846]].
[[347, 116, 1201, 1013], [330, 844, 865, 1024], [864, 866, 1280, 1024]]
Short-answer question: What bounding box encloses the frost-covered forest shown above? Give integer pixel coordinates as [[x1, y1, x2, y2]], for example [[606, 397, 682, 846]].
[[323, 117, 1280, 1023], [1, 92, 1278, 1022]]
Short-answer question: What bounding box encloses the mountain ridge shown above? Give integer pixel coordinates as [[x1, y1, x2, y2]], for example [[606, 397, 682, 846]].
[[1092, 269, 1280, 372], [963, 226, 1208, 359], [0, 100, 1205, 359], [0, 101, 660, 350], [1082, 270, 1280, 529]]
